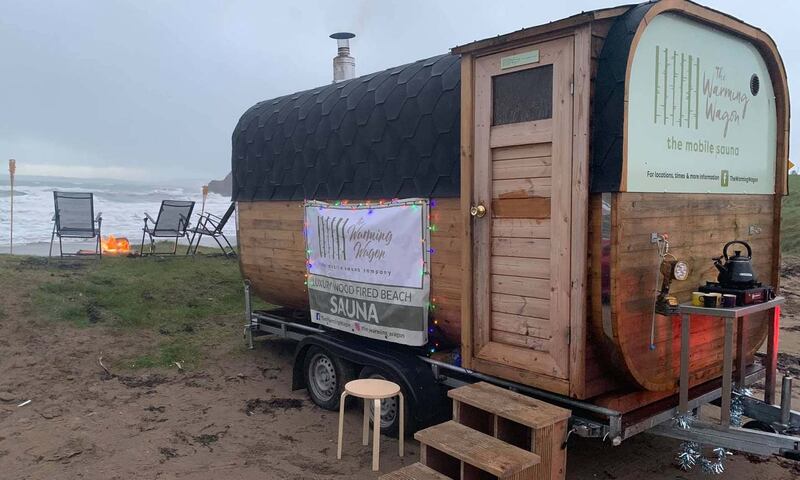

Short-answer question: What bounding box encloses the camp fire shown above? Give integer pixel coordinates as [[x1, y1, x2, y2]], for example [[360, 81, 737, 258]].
[[101, 235, 131, 255]]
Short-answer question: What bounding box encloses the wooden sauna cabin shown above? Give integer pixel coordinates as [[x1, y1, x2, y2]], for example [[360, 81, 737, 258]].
[[232, 0, 789, 410]]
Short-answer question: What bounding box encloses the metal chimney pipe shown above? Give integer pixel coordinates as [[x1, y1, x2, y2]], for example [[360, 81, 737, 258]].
[[330, 32, 355, 83]]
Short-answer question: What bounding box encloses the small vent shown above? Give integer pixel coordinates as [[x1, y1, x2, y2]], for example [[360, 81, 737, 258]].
[[750, 74, 760, 96]]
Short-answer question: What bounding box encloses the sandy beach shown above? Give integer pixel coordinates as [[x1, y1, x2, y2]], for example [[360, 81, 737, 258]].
[[0, 255, 798, 479]]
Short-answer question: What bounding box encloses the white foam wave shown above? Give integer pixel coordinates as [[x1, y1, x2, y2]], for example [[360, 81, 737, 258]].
[[0, 178, 235, 246]]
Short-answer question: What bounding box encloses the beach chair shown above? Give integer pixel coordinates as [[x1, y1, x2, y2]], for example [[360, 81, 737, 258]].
[[187, 203, 237, 257], [140, 200, 195, 256], [49, 191, 102, 259]]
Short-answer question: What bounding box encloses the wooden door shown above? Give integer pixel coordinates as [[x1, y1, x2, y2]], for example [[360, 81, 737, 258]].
[[471, 37, 574, 387]]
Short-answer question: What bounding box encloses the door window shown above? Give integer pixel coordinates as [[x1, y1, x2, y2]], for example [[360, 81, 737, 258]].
[[492, 65, 553, 125]]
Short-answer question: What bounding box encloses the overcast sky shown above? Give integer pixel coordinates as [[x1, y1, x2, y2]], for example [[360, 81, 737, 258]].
[[1, 0, 796, 182]]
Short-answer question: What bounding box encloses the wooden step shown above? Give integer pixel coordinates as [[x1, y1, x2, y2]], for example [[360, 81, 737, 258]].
[[448, 382, 570, 428], [379, 462, 453, 480], [449, 382, 570, 480], [415, 421, 540, 478]]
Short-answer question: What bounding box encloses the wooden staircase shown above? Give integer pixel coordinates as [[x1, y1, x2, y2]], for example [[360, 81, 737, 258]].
[[380, 382, 571, 480]]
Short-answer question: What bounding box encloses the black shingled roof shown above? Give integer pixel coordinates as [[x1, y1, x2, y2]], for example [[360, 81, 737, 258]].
[[231, 54, 461, 202]]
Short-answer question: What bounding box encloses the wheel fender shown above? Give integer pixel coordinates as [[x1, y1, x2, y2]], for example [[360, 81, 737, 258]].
[[292, 342, 314, 391]]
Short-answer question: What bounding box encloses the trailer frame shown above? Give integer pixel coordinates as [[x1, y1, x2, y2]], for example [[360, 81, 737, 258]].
[[243, 285, 800, 459]]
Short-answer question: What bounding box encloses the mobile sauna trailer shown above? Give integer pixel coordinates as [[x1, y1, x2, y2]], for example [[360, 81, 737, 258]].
[[233, 0, 798, 466]]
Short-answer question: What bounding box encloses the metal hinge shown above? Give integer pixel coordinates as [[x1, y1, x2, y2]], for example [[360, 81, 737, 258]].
[[570, 81, 574, 95]]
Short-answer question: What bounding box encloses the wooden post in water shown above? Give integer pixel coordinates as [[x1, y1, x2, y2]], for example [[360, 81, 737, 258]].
[[8, 159, 15, 254]]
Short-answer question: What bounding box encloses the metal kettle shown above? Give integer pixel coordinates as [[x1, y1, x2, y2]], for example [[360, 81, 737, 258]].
[[713, 240, 758, 286]]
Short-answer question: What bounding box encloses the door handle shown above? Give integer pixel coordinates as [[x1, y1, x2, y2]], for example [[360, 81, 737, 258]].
[[470, 204, 487, 218]]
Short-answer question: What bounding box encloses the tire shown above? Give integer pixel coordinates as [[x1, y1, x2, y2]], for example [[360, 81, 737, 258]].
[[303, 346, 354, 411], [359, 366, 408, 437], [742, 420, 777, 433]]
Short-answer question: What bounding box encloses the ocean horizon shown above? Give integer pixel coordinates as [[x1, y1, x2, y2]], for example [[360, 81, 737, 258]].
[[0, 175, 234, 251]]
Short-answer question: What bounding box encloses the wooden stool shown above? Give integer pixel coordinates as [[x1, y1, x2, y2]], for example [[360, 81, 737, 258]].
[[337, 378, 404, 471]]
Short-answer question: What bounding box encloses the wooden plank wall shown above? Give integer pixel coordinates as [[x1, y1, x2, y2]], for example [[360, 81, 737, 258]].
[[468, 35, 575, 395], [582, 17, 627, 399], [568, 24, 592, 400], [587, 193, 775, 398], [456, 14, 628, 399], [238, 202, 307, 308], [583, 5, 789, 400], [489, 143, 553, 352], [612, 193, 774, 391], [237, 198, 464, 343]]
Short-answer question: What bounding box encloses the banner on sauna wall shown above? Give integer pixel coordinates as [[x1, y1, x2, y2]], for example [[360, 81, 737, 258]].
[[626, 13, 777, 194], [304, 199, 430, 346]]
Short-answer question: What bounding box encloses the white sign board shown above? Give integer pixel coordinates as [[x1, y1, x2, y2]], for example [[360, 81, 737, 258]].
[[304, 199, 430, 346], [626, 13, 777, 194]]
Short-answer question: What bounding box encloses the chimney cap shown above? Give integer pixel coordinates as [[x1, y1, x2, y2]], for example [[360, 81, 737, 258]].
[[330, 32, 355, 40]]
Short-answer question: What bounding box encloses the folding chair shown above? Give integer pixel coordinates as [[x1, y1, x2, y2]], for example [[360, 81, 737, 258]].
[[140, 200, 195, 255], [187, 203, 237, 257], [49, 191, 102, 259]]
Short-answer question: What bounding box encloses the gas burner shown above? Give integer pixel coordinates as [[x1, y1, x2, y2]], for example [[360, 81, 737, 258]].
[[699, 282, 774, 307]]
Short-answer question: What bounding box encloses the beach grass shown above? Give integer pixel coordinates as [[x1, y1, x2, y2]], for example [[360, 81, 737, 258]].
[[0, 248, 263, 370], [782, 175, 800, 256]]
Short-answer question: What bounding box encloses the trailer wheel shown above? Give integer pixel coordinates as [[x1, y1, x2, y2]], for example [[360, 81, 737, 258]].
[[359, 366, 406, 437], [742, 420, 777, 433], [303, 346, 353, 410]]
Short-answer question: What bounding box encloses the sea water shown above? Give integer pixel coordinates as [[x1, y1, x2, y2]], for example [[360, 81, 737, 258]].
[[0, 176, 235, 252]]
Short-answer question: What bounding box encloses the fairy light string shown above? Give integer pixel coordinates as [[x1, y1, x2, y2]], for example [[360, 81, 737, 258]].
[[672, 410, 732, 474], [302, 198, 438, 350]]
